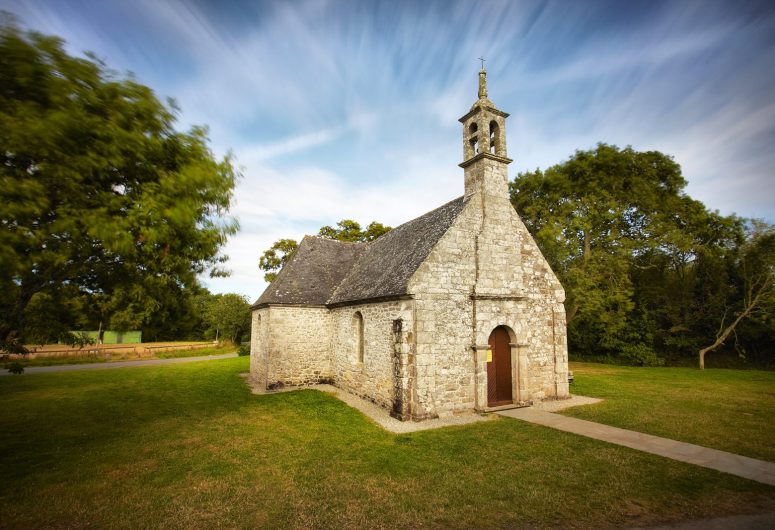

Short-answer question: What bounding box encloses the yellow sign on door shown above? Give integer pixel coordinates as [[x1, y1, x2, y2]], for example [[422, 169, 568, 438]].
[[486, 349, 493, 363]]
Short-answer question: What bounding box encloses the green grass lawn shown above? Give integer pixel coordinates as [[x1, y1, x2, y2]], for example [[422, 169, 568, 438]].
[[565, 362, 775, 462], [0, 358, 772, 529], [3, 345, 235, 368]]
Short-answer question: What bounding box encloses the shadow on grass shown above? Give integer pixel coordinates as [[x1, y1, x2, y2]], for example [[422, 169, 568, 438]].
[[1, 358, 774, 529]]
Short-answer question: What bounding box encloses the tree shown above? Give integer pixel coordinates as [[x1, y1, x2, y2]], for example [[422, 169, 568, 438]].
[[318, 220, 391, 242], [510, 144, 741, 363], [258, 239, 298, 283], [259, 220, 391, 282], [698, 221, 775, 369], [202, 293, 251, 344], [0, 21, 238, 351]]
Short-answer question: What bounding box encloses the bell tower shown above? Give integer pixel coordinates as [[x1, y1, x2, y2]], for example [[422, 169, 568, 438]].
[[459, 68, 512, 200]]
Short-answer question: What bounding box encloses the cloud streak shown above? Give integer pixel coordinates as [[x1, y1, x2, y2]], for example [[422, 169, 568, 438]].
[[4, 0, 775, 300]]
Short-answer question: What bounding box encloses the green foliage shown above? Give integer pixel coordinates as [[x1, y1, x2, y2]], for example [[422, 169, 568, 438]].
[[318, 219, 391, 242], [200, 293, 251, 344], [0, 22, 238, 348], [511, 144, 757, 363], [237, 343, 250, 356], [59, 331, 96, 350], [258, 238, 298, 283], [259, 220, 391, 283], [620, 344, 665, 367], [698, 221, 775, 367], [6, 361, 24, 374]]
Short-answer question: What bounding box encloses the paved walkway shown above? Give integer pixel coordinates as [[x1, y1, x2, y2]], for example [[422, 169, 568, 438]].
[[635, 512, 775, 529], [1, 353, 238, 376], [497, 407, 775, 486]]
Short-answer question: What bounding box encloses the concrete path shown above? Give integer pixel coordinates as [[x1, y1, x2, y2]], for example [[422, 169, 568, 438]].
[[1, 353, 238, 376], [634, 512, 775, 529], [498, 407, 775, 486]]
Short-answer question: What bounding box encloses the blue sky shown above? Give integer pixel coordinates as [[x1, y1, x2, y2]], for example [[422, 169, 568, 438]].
[[4, 0, 775, 300]]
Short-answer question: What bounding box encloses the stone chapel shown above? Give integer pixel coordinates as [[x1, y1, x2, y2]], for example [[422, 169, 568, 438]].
[[250, 70, 569, 420]]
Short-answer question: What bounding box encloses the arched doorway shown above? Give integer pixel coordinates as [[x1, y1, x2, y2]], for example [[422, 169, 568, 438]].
[[487, 326, 512, 407]]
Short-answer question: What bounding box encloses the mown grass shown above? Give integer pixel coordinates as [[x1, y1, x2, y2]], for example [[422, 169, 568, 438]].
[[0, 358, 772, 529], [3, 345, 234, 368], [564, 362, 775, 462]]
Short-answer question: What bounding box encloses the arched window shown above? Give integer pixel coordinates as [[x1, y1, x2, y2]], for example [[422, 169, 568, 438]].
[[489, 121, 499, 155], [353, 312, 364, 363], [469, 122, 479, 156]]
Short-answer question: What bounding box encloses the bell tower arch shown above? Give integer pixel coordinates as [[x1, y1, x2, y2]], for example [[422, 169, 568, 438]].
[[459, 68, 512, 200]]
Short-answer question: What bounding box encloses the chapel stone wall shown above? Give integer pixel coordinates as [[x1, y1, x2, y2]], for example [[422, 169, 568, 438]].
[[330, 300, 415, 416], [249, 307, 271, 387], [408, 189, 569, 418], [250, 306, 333, 388]]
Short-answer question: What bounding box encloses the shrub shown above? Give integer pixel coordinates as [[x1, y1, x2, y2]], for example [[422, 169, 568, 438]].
[[7, 361, 25, 374], [59, 332, 96, 350], [621, 343, 665, 366], [237, 343, 250, 356]]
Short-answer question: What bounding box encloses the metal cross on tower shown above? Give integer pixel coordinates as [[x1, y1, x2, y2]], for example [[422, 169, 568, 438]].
[[478, 56, 486, 70]]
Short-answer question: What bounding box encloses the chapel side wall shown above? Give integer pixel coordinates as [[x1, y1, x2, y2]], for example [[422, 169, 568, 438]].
[[262, 306, 333, 387], [510, 206, 569, 400], [330, 300, 414, 413], [249, 307, 271, 387], [408, 191, 568, 417]]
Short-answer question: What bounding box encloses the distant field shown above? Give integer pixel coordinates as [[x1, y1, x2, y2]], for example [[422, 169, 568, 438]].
[[4, 342, 233, 368], [26, 341, 214, 354], [564, 362, 775, 462], [0, 357, 772, 529]]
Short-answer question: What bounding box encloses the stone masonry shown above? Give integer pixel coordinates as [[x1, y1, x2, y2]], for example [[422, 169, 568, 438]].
[[250, 70, 569, 420]]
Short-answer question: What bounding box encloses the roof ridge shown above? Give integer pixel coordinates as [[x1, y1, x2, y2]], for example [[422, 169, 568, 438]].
[[302, 234, 367, 245], [391, 195, 464, 229]]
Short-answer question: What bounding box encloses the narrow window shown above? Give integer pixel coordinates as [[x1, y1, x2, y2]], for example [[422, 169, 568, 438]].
[[489, 121, 499, 155], [252, 314, 261, 355], [353, 312, 364, 363], [469, 122, 479, 156]]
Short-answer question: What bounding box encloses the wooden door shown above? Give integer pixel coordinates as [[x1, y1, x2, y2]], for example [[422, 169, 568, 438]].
[[487, 327, 512, 407]]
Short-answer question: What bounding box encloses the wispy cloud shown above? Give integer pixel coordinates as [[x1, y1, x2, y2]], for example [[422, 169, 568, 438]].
[[240, 127, 344, 162], [4, 0, 775, 299]]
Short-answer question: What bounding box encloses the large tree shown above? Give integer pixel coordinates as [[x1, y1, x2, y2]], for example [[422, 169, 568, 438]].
[[259, 220, 390, 282], [510, 144, 742, 363], [0, 21, 238, 350]]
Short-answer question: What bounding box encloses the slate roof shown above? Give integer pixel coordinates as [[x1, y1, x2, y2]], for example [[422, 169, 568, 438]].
[[253, 236, 366, 307], [329, 196, 465, 304], [253, 196, 466, 308]]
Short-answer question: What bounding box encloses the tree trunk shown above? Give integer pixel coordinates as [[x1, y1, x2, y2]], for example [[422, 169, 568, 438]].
[[697, 287, 764, 369], [566, 303, 580, 323], [698, 346, 710, 370]]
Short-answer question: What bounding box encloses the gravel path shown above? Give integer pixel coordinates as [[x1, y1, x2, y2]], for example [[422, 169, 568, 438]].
[[243, 377, 495, 433], [243, 377, 601, 433]]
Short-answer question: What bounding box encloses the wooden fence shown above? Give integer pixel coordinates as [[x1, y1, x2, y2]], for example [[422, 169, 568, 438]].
[[5, 342, 216, 360]]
